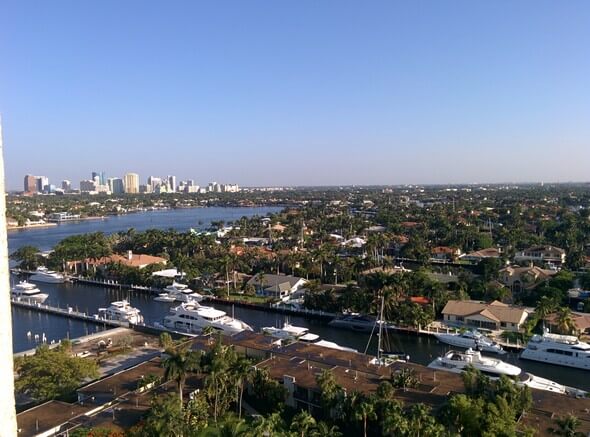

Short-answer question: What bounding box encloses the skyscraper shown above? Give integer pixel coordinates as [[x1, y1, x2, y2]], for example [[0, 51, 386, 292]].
[[24, 174, 37, 193], [147, 176, 161, 192], [36, 176, 48, 193], [92, 171, 106, 185], [108, 177, 125, 194], [168, 175, 177, 193], [124, 173, 139, 193], [61, 180, 71, 191]]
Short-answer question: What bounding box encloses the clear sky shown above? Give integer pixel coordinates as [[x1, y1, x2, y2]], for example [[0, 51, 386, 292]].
[[1, 1, 589, 189]]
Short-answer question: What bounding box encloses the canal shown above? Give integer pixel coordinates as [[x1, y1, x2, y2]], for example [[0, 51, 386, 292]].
[[9, 206, 590, 391]]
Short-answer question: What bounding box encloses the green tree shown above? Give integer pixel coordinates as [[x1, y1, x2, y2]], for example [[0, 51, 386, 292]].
[[130, 394, 187, 437], [162, 343, 201, 407], [355, 396, 377, 437], [184, 391, 209, 431], [551, 414, 583, 437], [10, 245, 42, 270], [230, 356, 254, 419], [14, 343, 99, 401], [290, 410, 317, 437], [555, 307, 577, 335]]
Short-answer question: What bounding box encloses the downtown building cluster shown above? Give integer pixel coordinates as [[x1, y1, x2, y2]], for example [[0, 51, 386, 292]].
[[23, 172, 239, 195]]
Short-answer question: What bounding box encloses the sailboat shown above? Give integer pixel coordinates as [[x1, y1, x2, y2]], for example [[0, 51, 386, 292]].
[[368, 292, 409, 366]]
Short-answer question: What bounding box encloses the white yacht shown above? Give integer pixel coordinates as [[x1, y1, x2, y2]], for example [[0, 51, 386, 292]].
[[164, 282, 203, 302], [98, 300, 143, 324], [429, 348, 520, 377], [11, 281, 49, 302], [153, 293, 176, 302], [521, 331, 590, 370], [434, 330, 506, 354], [261, 323, 357, 352], [163, 302, 252, 335], [429, 349, 585, 396], [29, 267, 66, 284]]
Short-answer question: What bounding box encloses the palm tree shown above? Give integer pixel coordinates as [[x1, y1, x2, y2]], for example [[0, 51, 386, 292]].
[[217, 414, 250, 437], [162, 344, 201, 407], [230, 356, 253, 419], [535, 296, 558, 327], [291, 410, 316, 437], [355, 397, 377, 437], [311, 422, 342, 437], [556, 307, 577, 335], [552, 414, 583, 437], [251, 412, 284, 436]]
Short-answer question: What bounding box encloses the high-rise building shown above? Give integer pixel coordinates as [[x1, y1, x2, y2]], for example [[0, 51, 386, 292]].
[[79, 179, 97, 193], [147, 176, 161, 192], [24, 175, 37, 193], [92, 171, 107, 186], [36, 176, 48, 193], [168, 175, 177, 193], [124, 173, 139, 193], [108, 177, 125, 194], [61, 180, 71, 191]]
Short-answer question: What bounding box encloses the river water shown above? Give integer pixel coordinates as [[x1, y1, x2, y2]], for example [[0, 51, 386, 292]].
[[8, 207, 590, 391]]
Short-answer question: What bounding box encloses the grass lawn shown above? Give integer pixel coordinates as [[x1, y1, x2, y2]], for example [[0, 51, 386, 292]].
[[226, 293, 271, 304]]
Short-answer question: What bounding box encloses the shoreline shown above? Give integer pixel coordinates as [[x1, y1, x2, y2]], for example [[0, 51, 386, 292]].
[[7, 223, 57, 231]]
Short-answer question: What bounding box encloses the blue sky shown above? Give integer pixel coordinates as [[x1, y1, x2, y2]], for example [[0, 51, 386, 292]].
[[1, 1, 589, 189]]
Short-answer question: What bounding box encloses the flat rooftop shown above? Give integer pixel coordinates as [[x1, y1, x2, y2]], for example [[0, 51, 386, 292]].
[[17, 400, 91, 436], [78, 358, 164, 401]]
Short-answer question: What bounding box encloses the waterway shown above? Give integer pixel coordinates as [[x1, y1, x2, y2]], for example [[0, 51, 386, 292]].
[[9, 206, 281, 352], [8, 206, 282, 252], [8, 207, 590, 391]]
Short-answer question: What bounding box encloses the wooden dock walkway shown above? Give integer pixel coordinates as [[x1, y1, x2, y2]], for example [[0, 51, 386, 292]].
[[11, 298, 129, 328]]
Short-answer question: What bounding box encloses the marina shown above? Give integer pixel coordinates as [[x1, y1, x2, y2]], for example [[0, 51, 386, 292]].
[[8, 206, 590, 394]]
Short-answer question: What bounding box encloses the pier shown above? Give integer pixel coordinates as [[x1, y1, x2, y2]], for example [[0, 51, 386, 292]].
[[10, 299, 129, 328]]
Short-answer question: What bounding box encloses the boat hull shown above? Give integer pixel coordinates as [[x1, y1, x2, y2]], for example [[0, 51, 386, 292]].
[[29, 275, 65, 284]]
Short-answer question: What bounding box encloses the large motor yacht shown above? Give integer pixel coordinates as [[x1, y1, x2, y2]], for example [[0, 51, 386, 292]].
[[29, 267, 66, 284], [434, 330, 506, 354], [164, 282, 203, 302], [98, 300, 143, 324], [163, 302, 252, 335], [11, 281, 49, 302], [261, 323, 357, 352], [521, 331, 590, 370], [428, 349, 585, 396]]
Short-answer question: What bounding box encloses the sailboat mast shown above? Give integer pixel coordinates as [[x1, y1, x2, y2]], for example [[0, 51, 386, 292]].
[[377, 292, 385, 365]]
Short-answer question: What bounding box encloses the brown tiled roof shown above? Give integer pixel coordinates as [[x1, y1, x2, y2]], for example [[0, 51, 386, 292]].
[[77, 253, 166, 268], [442, 300, 528, 324], [463, 248, 501, 258]]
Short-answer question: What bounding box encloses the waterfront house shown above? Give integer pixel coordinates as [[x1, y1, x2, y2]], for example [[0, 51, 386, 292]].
[[430, 246, 462, 262], [460, 247, 502, 263], [499, 265, 557, 293], [67, 250, 166, 273], [247, 273, 307, 299], [514, 245, 566, 268], [441, 299, 530, 332], [544, 310, 590, 335]]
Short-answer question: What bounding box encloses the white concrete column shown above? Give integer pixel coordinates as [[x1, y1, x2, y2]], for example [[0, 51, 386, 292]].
[[0, 119, 17, 435]]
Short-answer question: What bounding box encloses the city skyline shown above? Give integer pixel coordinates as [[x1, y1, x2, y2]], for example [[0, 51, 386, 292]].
[[21, 170, 240, 195], [2, 2, 590, 189]]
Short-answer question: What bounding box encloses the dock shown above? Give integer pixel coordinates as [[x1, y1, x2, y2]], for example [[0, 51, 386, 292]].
[[11, 299, 129, 328]]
